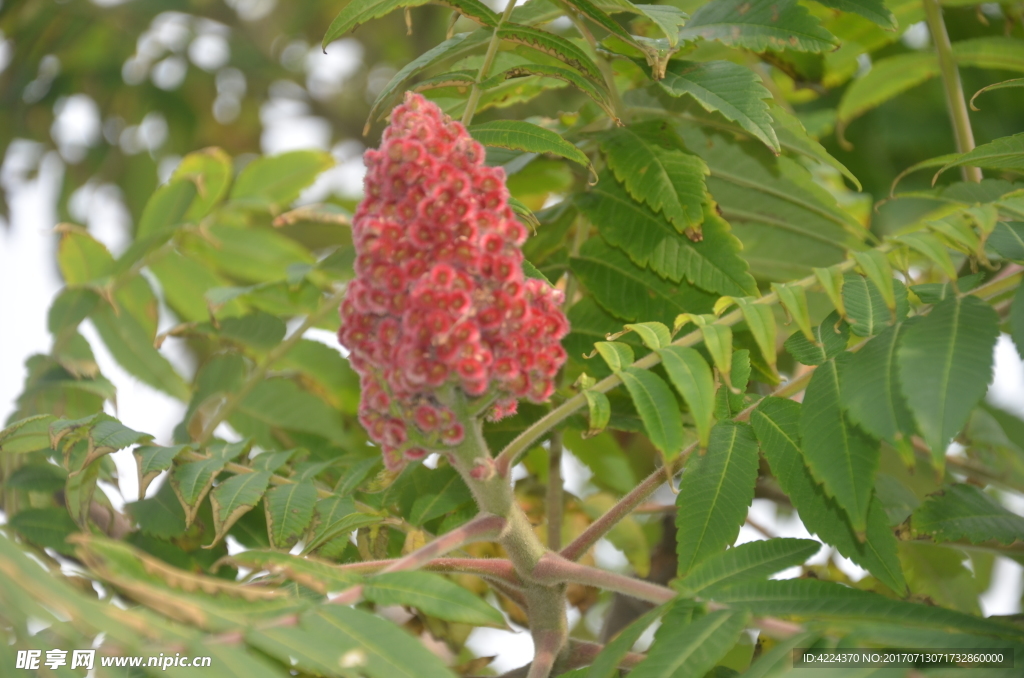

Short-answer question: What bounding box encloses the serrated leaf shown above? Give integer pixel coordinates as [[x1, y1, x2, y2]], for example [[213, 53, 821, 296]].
[[751, 397, 906, 594], [171, 456, 232, 527], [934, 132, 1024, 182], [486, 62, 616, 118], [679, 0, 838, 53], [56, 225, 113, 285], [562, 0, 639, 47], [595, 341, 635, 372], [620, 367, 685, 459], [970, 77, 1024, 111], [497, 23, 604, 82], [625, 321, 672, 349], [813, 265, 847, 318], [988, 222, 1024, 262], [898, 232, 959, 279], [0, 415, 56, 454], [784, 310, 849, 366], [655, 60, 778, 153], [853, 250, 897, 311], [769, 103, 861, 190], [709, 578, 1010, 637], [570, 237, 716, 324], [233, 378, 347, 446], [172, 147, 233, 220], [912, 483, 1024, 545], [676, 422, 759, 576], [134, 444, 190, 497], [408, 466, 473, 525], [953, 36, 1024, 74], [229, 151, 334, 213], [599, 125, 709, 232], [221, 549, 362, 593], [772, 282, 815, 344], [324, 0, 430, 46], [365, 571, 506, 627], [842, 321, 918, 447], [812, 0, 896, 28], [580, 176, 756, 296], [658, 346, 715, 449], [135, 179, 198, 241], [800, 353, 879, 533], [898, 295, 999, 471], [8, 507, 79, 556], [674, 538, 822, 596], [469, 120, 590, 168], [586, 603, 668, 678], [264, 481, 318, 549], [208, 471, 272, 547], [714, 348, 750, 418], [837, 52, 940, 138], [634, 4, 688, 47], [584, 390, 611, 436], [728, 297, 778, 371], [629, 608, 748, 678]]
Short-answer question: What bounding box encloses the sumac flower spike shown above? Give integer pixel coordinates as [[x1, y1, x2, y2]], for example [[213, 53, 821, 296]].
[[338, 93, 568, 470]]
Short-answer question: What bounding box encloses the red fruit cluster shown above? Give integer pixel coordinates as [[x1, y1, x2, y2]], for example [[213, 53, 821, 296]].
[[338, 93, 569, 470]]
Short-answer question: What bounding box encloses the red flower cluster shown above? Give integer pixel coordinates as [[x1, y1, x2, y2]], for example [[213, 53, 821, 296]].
[[338, 93, 569, 470]]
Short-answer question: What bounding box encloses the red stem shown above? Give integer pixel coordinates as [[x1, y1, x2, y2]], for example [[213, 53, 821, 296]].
[[531, 553, 675, 604], [381, 514, 506, 573]]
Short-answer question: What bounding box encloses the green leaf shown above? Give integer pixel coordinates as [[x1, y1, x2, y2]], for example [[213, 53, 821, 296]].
[[208, 471, 272, 547], [90, 303, 190, 400], [934, 132, 1024, 181], [232, 378, 347, 446], [0, 415, 56, 454], [580, 176, 757, 296], [586, 603, 668, 678], [676, 422, 760, 576], [769, 103, 862, 190], [135, 179, 197, 241], [221, 549, 361, 593], [485, 62, 616, 118], [813, 265, 847, 318], [172, 147, 233, 220], [584, 390, 611, 436], [837, 52, 940, 138], [625, 321, 672, 349], [595, 341, 635, 373], [970, 77, 1024, 111], [171, 456, 233, 527], [655, 60, 778, 153], [620, 367, 685, 459], [47, 288, 99, 341], [674, 538, 822, 596], [497, 23, 605, 83], [842, 273, 904, 337], [8, 507, 79, 556], [134, 444, 189, 497], [853, 250, 897, 311], [812, 0, 896, 28], [148, 251, 241, 322], [658, 346, 715, 449], [634, 4, 688, 47], [323, 0, 430, 47], [56, 226, 113, 285], [570, 237, 716, 324], [784, 310, 849, 366], [264, 481, 318, 549], [469, 120, 590, 168], [229, 151, 333, 212], [561, 0, 639, 47], [365, 31, 490, 130], [800, 353, 879, 533], [988, 222, 1024, 262], [723, 297, 778, 372], [679, 0, 838, 53], [408, 466, 473, 525], [751, 397, 906, 594], [629, 609, 748, 678], [772, 282, 815, 344], [1012, 287, 1024, 361], [709, 578, 1012, 637], [898, 295, 999, 471], [953, 36, 1024, 74], [365, 571, 506, 627], [599, 124, 709, 232], [912, 483, 1024, 545], [842, 321, 918, 446]]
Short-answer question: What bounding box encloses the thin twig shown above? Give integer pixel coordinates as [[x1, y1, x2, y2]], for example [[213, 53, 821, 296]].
[[546, 431, 564, 551], [461, 0, 519, 126]]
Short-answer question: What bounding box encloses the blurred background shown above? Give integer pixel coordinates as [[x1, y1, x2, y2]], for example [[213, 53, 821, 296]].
[[2, 0, 1024, 670]]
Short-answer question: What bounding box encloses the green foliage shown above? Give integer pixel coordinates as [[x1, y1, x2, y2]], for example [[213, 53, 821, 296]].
[[2, 0, 1023, 675]]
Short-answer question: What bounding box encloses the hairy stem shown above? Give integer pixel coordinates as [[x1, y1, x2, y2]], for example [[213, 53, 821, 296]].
[[533, 552, 675, 604], [337, 557, 520, 584], [922, 0, 982, 182], [381, 514, 506, 572], [196, 287, 348, 446], [461, 0, 519, 126]]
